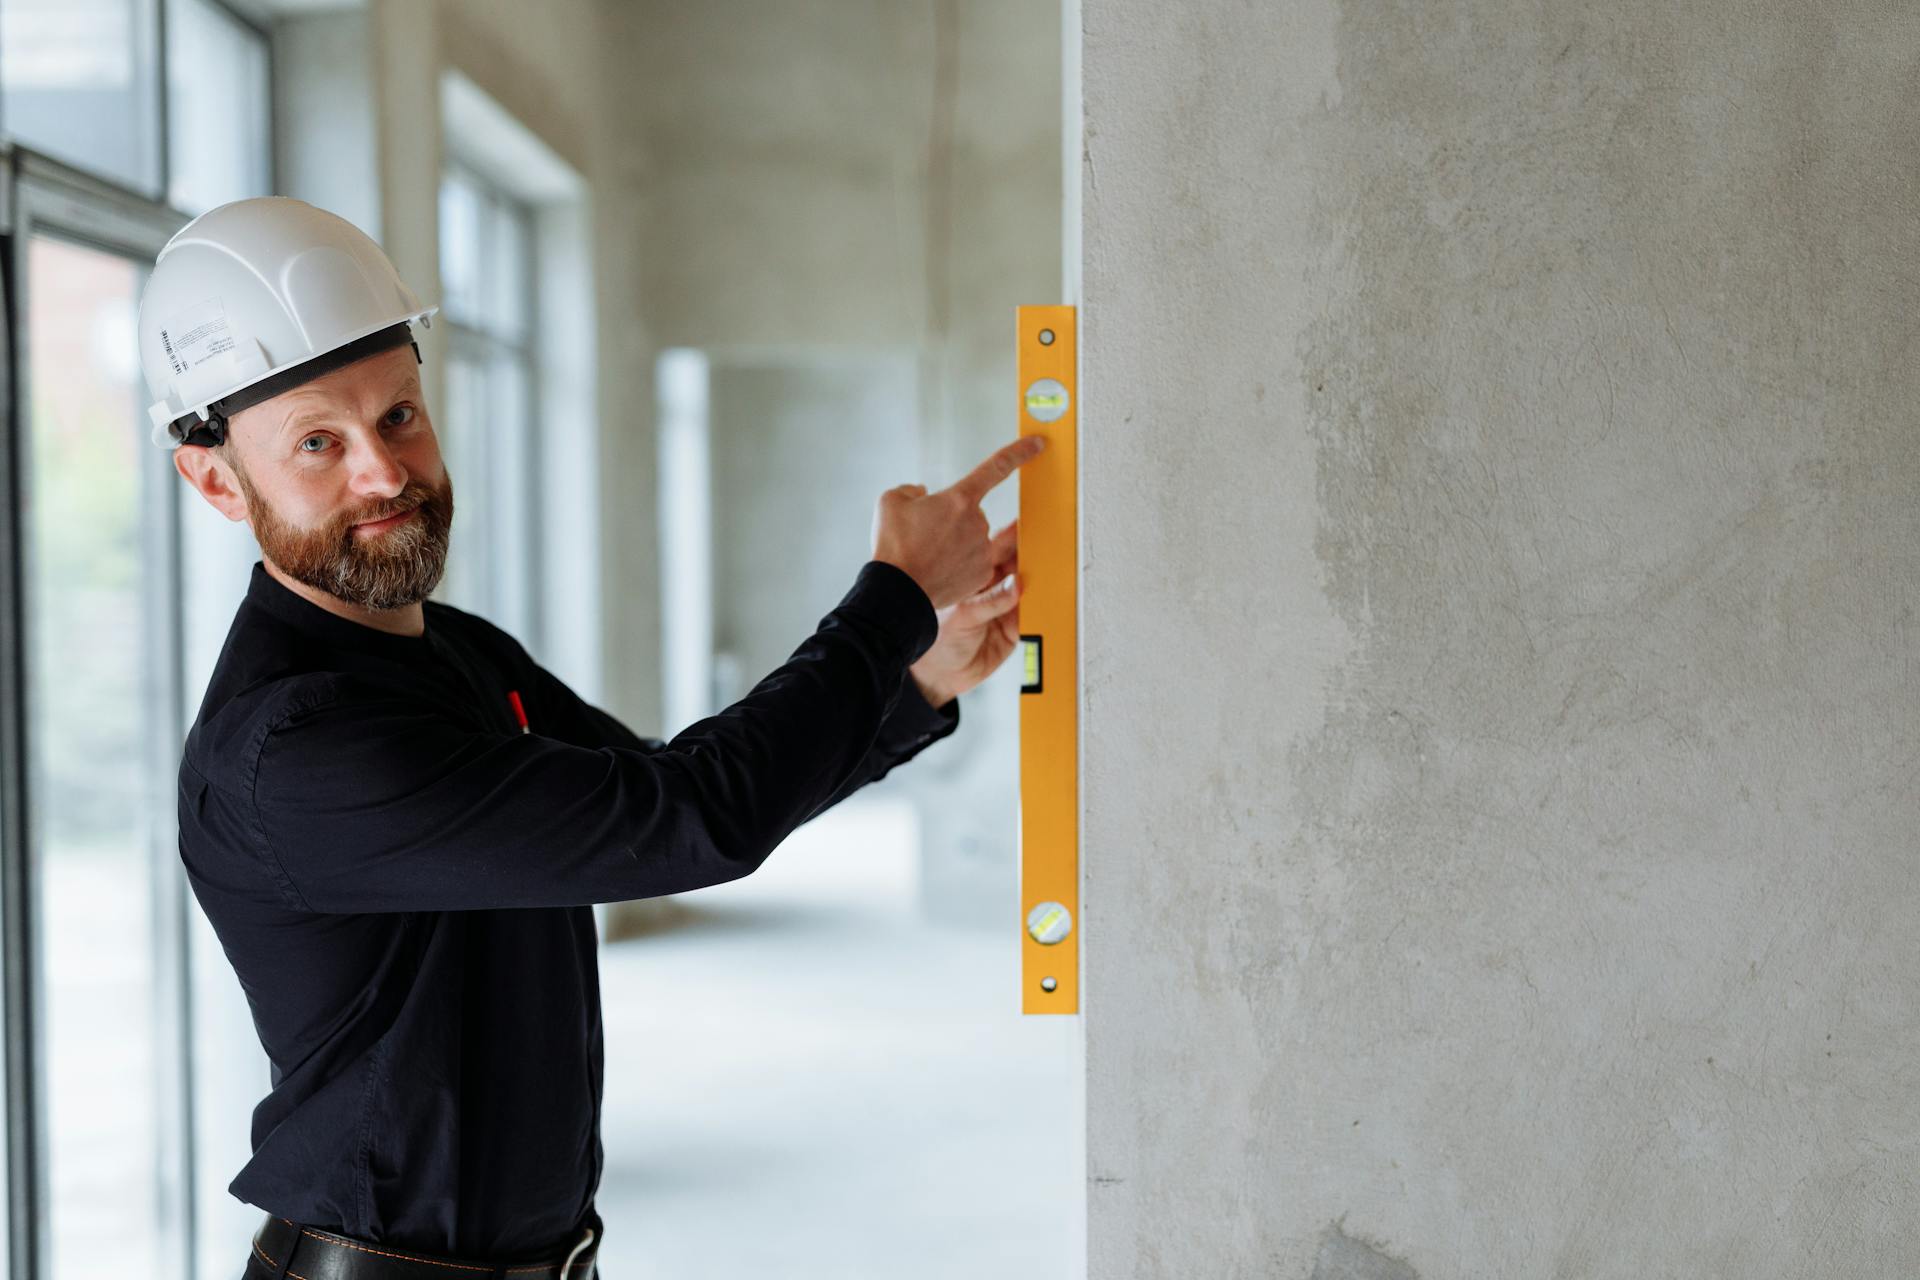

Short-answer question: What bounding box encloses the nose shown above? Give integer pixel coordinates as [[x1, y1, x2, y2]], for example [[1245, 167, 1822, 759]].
[[345, 428, 409, 501]]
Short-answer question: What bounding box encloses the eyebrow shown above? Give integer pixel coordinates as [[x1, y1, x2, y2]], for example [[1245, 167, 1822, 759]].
[[278, 411, 327, 439], [277, 381, 422, 440]]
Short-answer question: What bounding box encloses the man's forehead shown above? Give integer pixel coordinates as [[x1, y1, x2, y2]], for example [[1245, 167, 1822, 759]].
[[263, 358, 422, 434]]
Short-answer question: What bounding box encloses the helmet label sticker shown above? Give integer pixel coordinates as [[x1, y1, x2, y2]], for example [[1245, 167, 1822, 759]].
[[158, 298, 236, 378]]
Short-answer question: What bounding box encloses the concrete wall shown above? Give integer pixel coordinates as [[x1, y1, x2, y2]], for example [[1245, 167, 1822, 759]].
[[1081, 1, 1920, 1274], [705, 354, 921, 708], [607, 0, 1060, 926]]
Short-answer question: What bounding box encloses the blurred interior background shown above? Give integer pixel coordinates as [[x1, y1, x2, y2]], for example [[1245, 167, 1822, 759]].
[[0, 0, 1078, 1276]]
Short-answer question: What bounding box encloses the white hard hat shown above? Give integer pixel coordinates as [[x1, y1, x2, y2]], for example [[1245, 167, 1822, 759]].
[[137, 196, 438, 449]]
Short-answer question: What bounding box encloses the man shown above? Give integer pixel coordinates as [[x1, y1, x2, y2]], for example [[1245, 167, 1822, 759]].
[[139, 197, 1042, 1279]]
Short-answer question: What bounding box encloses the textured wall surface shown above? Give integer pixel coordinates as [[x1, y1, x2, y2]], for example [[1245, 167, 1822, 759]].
[[1081, 0, 1920, 1274]]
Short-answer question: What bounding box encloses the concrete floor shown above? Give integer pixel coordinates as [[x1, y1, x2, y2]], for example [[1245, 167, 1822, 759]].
[[593, 795, 1080, 1279]]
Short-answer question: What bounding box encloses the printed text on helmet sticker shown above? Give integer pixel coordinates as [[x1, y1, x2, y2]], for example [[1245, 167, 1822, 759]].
[[159, 298, 235, 377]]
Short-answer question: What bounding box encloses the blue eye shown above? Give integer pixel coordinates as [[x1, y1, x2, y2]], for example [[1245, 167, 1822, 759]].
[[386, 405, 416, 427], [298, 436, 328, 454]]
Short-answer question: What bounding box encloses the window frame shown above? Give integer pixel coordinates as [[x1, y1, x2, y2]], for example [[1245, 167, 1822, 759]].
[[0, 144, 194, 1280]]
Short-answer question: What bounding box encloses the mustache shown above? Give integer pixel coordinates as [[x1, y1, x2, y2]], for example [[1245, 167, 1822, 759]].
[[351, 500, 420, 525]]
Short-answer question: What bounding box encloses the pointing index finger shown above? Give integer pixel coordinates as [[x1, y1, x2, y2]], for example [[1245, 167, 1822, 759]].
[[948, 435, 1047, 505]]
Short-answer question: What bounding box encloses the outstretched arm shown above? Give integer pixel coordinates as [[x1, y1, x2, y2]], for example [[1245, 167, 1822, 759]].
[[510, 622, 961, 823], [245, 561, 939, 913]]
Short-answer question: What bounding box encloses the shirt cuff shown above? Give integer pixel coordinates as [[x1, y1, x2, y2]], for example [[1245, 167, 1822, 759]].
[[843, 560, 940, 663], [886, 669, 962, 751]]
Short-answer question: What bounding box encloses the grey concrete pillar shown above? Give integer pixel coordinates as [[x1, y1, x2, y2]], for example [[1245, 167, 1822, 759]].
[[1081, 1, 1920, 1272]]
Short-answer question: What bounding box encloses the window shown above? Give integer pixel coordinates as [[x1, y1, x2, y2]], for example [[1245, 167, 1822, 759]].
[[0, 0, 269, 210], [20, 230, 173, 1280], [0, 2, 273, 1277], [0, 0, 163, 193], [435, 162, 539, 641], [164, 0, 271, 215]]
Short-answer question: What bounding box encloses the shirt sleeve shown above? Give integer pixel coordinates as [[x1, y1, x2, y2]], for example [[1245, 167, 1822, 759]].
[[799, 675, 960, 822], [249, 561, 949, 913], [511, 635, 960, 821]]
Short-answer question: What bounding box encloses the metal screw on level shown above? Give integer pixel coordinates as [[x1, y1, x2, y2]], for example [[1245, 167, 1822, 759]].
[[1027, 900, 1072, 945], [1038, 328, 1055, 346], [1040, 977, 1058, 993]]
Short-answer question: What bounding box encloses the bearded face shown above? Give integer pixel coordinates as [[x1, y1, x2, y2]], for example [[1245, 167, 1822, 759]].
[[230, 454, 455, 611]]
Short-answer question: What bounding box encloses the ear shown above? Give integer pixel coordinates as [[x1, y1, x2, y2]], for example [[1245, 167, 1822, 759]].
[[173, 445, 250, 523]]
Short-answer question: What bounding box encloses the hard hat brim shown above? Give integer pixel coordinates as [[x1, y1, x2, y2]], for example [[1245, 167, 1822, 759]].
[[163, 318, 429, 449]]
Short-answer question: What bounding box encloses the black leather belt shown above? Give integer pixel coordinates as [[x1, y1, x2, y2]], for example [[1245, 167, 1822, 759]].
[[248, 1212, 600, 1280]]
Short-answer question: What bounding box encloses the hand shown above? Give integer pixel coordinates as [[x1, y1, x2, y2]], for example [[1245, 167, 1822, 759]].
[[871, 436, 1045, 611], [908, 519, 1023, 707]]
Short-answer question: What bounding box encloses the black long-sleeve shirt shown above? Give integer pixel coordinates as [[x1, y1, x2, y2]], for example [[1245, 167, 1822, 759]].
[[179, 558, 959, 1260]]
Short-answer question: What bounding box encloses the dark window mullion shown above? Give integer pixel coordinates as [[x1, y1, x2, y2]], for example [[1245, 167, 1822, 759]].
[[1, 152, 48, 1280], [156, 0, 173, 211]]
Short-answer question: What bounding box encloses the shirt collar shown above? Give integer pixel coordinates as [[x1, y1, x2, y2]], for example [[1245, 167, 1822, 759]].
[[244, 559, 438, 658]]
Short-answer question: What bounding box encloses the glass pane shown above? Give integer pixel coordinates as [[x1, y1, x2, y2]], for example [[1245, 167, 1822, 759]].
[[435, 349, 491, 615], [164, 0, 270, 215], [23, 236, 165, 1277], [487, 350, 533, 639], [484, 194, 529, 345], [438, 171, 484, 325], [0, 0, 163, 193]]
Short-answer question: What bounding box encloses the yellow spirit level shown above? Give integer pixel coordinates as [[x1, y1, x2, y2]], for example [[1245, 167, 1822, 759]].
[[1016, 305, 1077, 1016]]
